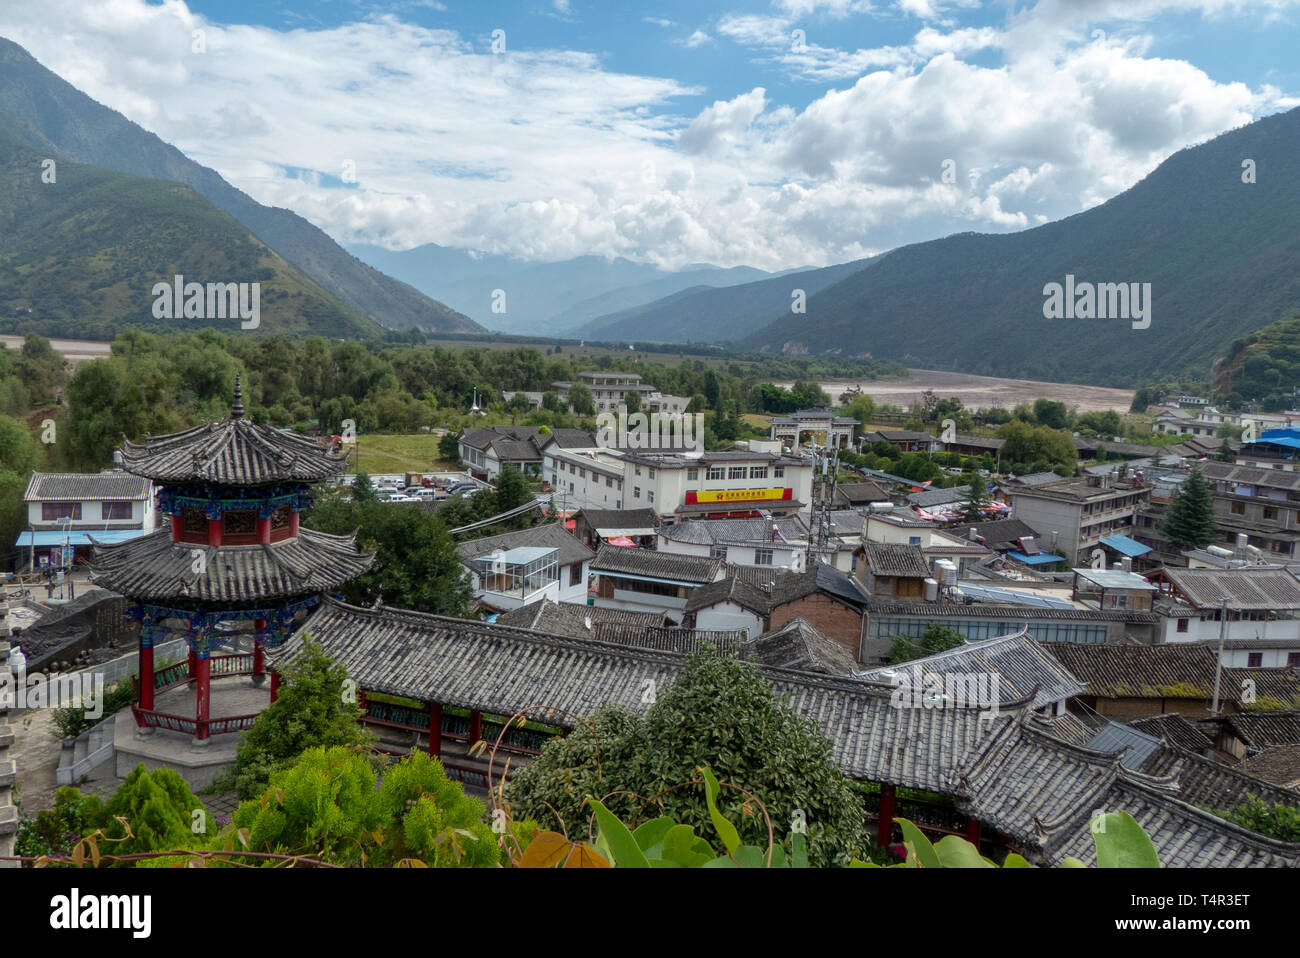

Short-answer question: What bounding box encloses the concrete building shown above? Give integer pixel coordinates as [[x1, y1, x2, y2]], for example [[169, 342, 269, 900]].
[[767, 407, 858, 451], [17, 471, 156, 570], [657, 516, 811, 571], [457, 426, 548, 481], [455, 523, 595, 612], [1007, 475, 1151, 566]]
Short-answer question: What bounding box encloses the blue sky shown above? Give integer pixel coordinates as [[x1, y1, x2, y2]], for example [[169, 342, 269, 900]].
[[2, 1, 1298, 269]]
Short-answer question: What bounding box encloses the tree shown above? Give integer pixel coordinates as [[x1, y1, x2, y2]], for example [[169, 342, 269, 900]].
[[351, 472, 378, 503], [506, 652, 869, 866], [623, 389, 641, 414], [438, 430, 461, 463], [959, 475, 989, 522], [305, 500, 474, 615], [227, 637, 372, 799], [493, 465, 535, 515], [1162, 467, 1218, 550], [569, 382, 595, 416], [884, 625, 964, 664]]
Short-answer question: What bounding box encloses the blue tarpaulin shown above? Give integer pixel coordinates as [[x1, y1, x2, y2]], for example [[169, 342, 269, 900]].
[[1007, 549, 1066, 566], [15, 529, 150, 547], [1099, 534, 1152, 558]]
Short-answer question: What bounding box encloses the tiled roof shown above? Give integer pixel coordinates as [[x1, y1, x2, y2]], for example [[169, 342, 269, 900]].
[[907, 486, 971, 508], [589, 545, 722, 585], [961, 716, 1300, 867], [834, 481, 893, 504], [1128, 713, 1215, 752], [866, 598, 1156, 624], [542, 429, 598, 449], [455, 522, 594, 568], [24, 472, 152, 501], [768, 562, 869, 611], [860, 541, 931, 578], [947, 519, 1043, 551], [1140, 743, 1300, 809], [1238, 745, 1300, 788], [121, 418, 347, 485], [1037, 641, 1231, 701], [658, 516, 808, 547], [1155, 567, 1300, 610], [683, 574, 772, 615], [493, 598, 667, 635], [590, 624, 748, 654], [742, 619, 858, 675], [574, 508, 661, 532], [89, 528, 375, 602], [864, 631, 1086, 710], [1084, 722, 1163, 769], [1222, 711, 1300, 749], [459, 426, 546, 460]]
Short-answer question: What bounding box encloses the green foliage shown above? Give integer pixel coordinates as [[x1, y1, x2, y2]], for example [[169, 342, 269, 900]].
[[304, 497, 474, 615], [51, 680, 136, 739], [506, 652, 869, 866], [568, 381, 596, 415], [1213, 796, 1300, 842], [438, 430, 461, 462], [227, 637, 371, 800], [960, 474, 989, 522], [884, 625, 965, 664], [997, 419, 1078, 472], [1162, 467, 1218, 549], [351, 471, 378, 503]]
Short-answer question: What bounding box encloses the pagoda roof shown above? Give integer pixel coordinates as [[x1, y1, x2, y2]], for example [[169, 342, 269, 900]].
[[120, 378, 348, 485], [89, 527, 375, 603]]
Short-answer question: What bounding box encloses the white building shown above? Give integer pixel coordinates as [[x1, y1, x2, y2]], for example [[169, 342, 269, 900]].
[[657, 516, 811, 572], [454, 523, 595, 612], [18, 471, 155, 569], [1149, 567, 1300, 663]]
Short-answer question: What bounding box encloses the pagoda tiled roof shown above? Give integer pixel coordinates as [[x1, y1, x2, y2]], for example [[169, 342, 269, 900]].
[[120, 380, 347, 485], [89, 528, 375, 602]]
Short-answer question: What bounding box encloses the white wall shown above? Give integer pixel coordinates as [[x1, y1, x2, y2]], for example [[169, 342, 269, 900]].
[[696, 601, 764, 639]]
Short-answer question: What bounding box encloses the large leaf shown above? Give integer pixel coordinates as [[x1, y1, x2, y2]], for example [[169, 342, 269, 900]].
[[897, 818, 941, 869], [563, 844, 612, 868], [1002, 853, 1036, 868], [934, 835, 996, 868], [791, 833, 808, 869], [516, 830, 573, 868], [633, 817, 675, 855], [587, 799, 651, 868], [659, 825, 716, 868], [701, 767, 741, 854], [1093, 812, 1161, 869]]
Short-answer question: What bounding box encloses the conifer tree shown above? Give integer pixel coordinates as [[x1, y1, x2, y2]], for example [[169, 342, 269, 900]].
[[1162, 467, 1218, 549]]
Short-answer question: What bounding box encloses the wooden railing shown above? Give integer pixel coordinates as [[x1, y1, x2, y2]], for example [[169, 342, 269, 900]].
[[360, 702, 551, 756], [131, 705, 260, 737], [135, 653, 258, 697]]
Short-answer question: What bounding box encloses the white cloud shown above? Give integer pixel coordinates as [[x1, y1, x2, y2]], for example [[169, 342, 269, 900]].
[[681, 29, 714, 48], [0, 0, 1294, 273]]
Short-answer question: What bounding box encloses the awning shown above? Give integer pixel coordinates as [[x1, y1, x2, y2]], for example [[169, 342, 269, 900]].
[[1007, 549, 1066, 566], [605, 536, 636, 547], [1099, 534, 1152, 558], [594, 526, 656, 538], [15, 529, 151, 547]]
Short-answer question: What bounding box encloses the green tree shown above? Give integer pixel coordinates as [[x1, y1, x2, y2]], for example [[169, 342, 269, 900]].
[[885, 625, 964, 664], [1214, 796, 1300, 842], [438, 430, 461, 463], [228, 637, 371, 799], [1162, 467, 1218, 550], [493, 465, 535, 516], [959, 475, 989, 522], [507, 652, 869, 866], [568, 382, 596, 416], [351, 471, 378, 503]]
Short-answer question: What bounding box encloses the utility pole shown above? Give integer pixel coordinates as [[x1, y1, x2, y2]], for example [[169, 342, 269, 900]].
[[806, 441, 840, 567]]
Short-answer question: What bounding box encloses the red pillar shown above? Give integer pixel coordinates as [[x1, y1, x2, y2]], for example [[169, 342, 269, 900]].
[[966, 817, 981, 848], [470, 709, 483, 745], [208, 518, 222, 546], [290, 510, 300, 537], [138, 631, 155, 717], [187, 646, 198, 683], [877, 784, 896, 850], [270, 671, 280, 703], [171, 514, 183, 541], [258, 517, 271, 545], [427, 702, 443, 758], [252, 618, 266, 684], [194, 654, 211, 741]]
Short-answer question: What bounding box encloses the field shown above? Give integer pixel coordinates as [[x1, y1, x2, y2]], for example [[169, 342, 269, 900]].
[[348, 434, 457, 475]]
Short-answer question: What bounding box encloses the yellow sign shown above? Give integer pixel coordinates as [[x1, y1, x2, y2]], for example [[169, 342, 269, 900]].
[[687, 487, 790, 504]]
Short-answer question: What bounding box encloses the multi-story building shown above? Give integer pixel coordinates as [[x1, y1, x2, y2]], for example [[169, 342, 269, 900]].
[[657, 516, 812, 571], [1007, 475, 1151, 566], [1189, 461, 1300, 560], [1146, 567, 1300, 666], [457, 426, 547, 481], [1236, 429, 1300, 471], [455, 523, 595, 612], [18, 471, 156, 569]]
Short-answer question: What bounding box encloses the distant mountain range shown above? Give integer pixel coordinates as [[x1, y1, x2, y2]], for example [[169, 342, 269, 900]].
[[0, 36, 479, 336], [346, 242, 795, 335]]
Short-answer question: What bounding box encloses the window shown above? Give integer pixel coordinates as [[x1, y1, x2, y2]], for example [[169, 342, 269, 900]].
[[710, 544, 727, 559], [1230, 501, 1245, 515], [707, 467, 725, 481], [774, 466, 785, 478], [728, 467, 747, 479], [754, 548, 773, 566], [101, 501, 132, 520], [606, 477, 613, 487], [909, 536, 921, 545], [1264, 507, 1278, 520], [750, 467, 768, 479], [634, 486, 641, 498], [647, 491, 655, 504], [635, 467, 642, 476], [648, 468, 655, 479], [569, 563, 583, 586], [1289, 653, 1300, 668], [222, 509, 258, 544], [687, 468, 699, 481], [1176, 619, 1189, 633], [1247, 652, 1263, 667], [42, 502, 81, 521]]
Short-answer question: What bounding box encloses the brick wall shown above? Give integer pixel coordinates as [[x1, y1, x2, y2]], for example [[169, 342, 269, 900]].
[[769, 594, 864, 663]]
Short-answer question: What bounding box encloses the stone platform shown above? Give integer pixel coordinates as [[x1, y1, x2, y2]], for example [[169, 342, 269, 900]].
[[113, 675, 272, 790]]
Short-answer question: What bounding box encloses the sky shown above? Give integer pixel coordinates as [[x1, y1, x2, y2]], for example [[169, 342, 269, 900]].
[[1, 0, 1298, 270]]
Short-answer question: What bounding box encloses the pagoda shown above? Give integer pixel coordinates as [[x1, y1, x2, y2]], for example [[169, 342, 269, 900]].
[[90, 378, 374, 745]]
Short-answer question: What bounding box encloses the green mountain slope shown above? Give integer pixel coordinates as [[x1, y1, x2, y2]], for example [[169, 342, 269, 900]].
[[0, 116, 383, 339], [744, 106, 1300, 386], [577, 257, 874, 342], [1212, 313, 1300, 409], [0, 36, 479, 335]]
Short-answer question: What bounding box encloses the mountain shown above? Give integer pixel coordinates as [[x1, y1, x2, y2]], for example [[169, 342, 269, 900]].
[[742, 107, 1300, 386], [347, 242, 779, 334], [0, 36, 478, 335], [0, 114, 382, 340], [577, 258, 874, 343], [1211, 312, 1300, 409]]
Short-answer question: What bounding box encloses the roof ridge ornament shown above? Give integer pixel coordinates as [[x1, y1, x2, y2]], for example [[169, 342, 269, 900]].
[[231, 375, 245, 420]]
